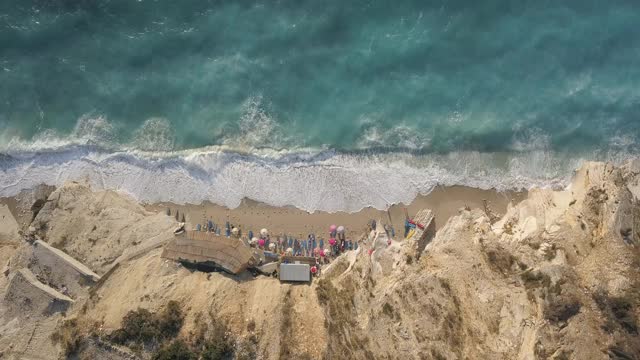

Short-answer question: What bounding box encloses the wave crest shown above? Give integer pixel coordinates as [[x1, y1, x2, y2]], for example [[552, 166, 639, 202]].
[[2, 143, 632, 212]]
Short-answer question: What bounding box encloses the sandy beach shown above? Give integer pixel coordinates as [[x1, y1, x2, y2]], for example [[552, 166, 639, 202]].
[[146, 185, 526, 241]]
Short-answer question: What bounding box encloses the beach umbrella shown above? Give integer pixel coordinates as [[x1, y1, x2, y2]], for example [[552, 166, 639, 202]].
[[337, 226, 345, 234], [260, 228, 269, 237], [329, 225, 337, 233]]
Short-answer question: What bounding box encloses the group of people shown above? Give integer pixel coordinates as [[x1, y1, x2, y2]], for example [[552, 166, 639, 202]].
[[246, 225, 358, 264], [190, 218, 358, 267]]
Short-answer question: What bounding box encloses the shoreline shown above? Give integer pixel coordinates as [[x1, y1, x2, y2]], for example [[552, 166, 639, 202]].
[[145, 185, 526, 241], [1, 183, 527, 241]]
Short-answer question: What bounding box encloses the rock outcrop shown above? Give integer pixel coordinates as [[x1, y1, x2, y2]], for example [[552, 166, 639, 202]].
[[317, 161, 640, 359], [31, 182, 175, 273]]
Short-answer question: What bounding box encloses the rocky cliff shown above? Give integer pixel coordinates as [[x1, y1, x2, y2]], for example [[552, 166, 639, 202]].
[[0, 161, 638, 360]]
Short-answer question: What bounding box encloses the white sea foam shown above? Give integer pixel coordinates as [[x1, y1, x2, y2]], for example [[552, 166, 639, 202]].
[[1, 114, 635, 212], [1, 142, 629, 213], [132, 117, 176, 151], [356, 120, 432, 150]]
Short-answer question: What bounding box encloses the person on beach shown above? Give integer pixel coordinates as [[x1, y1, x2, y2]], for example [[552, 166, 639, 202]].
[[293, 238, 300, 256], [328, 237, 337, 255], [302, 237, 308, 256]]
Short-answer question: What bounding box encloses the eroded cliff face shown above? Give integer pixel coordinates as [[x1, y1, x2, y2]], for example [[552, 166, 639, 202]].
[[318, 161, 640, 360], [0, 161, 638, 360]]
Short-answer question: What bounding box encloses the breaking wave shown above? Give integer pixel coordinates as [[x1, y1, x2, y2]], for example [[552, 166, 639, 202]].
[[0, 139, 634, 213]]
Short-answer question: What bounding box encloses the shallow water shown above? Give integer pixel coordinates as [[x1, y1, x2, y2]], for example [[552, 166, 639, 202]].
[[0, 1, 638, 211]]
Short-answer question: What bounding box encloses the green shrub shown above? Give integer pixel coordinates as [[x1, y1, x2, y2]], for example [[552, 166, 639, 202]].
[[200, 338, 233, 360], [51, 318, 83, 356], [159, 301, 184, 338], [152, 339, 197, 360], [544, 294, 581, 323], [192, 314, 233, 360], [520, 270, 551, 289], [594, 290, 638, 335], [109, 300, 185, 346]]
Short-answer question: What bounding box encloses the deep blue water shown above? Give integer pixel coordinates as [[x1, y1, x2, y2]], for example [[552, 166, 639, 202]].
[[0, 0, 638, 211]]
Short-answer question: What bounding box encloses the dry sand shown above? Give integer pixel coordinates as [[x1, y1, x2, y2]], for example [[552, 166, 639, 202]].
[[146, 185, 526, 240]]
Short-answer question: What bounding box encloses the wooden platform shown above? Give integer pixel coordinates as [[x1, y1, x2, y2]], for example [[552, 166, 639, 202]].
[[161, 232, 255, 274]]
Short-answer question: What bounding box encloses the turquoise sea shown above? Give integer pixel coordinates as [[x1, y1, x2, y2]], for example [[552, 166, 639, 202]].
[[1, 0, 639, 211]]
